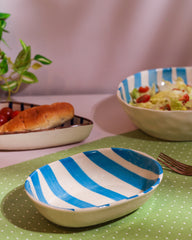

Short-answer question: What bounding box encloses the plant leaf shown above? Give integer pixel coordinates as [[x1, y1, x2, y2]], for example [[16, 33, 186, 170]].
[[0, 19, 6, 28], [21, 71, 38, 84], [2, 29, 9, 33], [13, 46, 31, 74], [0, 50, 5, 58], [0, 13, 10, 45], [0, 13, 11, 20], [0, 58, 8, 75], [0, 81, 17, 91], [34, 54, 52, 65], [0, 28, 2, 41], [19, 39, 27, 51], [1, 38, 9, 47], [31, 62, 42, 70]]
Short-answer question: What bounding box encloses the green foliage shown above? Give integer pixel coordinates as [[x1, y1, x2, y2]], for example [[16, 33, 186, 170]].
[[34, 54, 52, 65], [0, 13, 10, 45], [0, 12, 52, 99]]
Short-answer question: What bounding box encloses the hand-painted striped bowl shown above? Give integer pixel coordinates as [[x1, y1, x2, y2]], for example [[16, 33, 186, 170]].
[[0, 101, 93, 150], [117, 67, 192, 141], [25, 148, 163, 227]]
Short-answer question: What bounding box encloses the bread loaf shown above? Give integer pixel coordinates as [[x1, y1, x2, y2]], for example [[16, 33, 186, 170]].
[[0, 102, 74, 133]]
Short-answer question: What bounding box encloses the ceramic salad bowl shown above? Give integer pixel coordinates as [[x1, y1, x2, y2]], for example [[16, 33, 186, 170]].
[[117, 67, 192, 141]]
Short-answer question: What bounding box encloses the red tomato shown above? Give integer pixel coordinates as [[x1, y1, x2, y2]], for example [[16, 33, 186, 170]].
[[11, 110, 21, 119], [0, 114, 8, 126], [160, 104, 171, 111], [136, 94, 150, 103], [0, 107, 13, 120], [138, 86, 150, 93], [172, 88, 185, 92], [179, 93, 189, 103]]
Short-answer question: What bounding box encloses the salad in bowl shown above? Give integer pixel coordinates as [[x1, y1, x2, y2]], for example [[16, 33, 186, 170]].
[[130, 77, 192, 111]]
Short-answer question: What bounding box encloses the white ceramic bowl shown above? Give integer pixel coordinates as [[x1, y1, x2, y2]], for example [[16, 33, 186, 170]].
[[0, 101, 93, 150], [117, 67, 192, 141], [25, 148, 163, 227]]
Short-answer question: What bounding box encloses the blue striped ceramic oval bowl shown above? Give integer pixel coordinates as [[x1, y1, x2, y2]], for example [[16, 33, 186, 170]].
[[25, 148, 163, 227], [117, 67, 192, 141]]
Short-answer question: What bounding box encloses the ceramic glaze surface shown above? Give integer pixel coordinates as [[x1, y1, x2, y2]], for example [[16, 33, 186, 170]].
[[117, 67, 192, 141], [0, 101, 93, 150], [25, 148, 163, 227]]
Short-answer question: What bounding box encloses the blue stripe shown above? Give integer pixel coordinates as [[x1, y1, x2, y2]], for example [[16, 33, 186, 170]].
[[112, 148, 163, 175], [20, 103, 25, 111], [118, 86, 124, 101], [127, 194, 139, 200], [148, 69, 158, 91], [39, 165, 95, 208], [60, 157, 128, 201], [8, 102, 13, 109], [25, 180, 35, 198], [134, 72, 142, 88], [144, 186, 153, 194], [176, 68, 187, 84], [29, 171, 48, 204], [80, 117, 84, 124], [162, 68, 172, 83], [153, 177, 162, 187], [83, 150, 156, 191], [122, 79, 130, 103]]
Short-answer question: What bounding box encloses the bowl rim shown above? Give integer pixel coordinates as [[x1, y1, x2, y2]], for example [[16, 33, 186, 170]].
[[117, 66, 192, 113], [24, 148, 163, 213]]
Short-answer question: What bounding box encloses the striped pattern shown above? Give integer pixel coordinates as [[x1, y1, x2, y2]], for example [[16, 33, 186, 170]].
[[0, 101, 35, 111], [25, 148, 163, 211], [117, 67, 192, 104]]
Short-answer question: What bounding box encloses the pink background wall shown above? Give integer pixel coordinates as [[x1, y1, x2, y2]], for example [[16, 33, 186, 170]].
[[1, 0, 192, 96]]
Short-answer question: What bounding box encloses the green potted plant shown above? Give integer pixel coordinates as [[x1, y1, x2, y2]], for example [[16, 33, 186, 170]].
[[0, 12, 52, 100]]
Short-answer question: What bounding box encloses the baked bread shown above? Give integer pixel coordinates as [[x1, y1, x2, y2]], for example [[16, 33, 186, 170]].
[[0, 102, 74, 133]]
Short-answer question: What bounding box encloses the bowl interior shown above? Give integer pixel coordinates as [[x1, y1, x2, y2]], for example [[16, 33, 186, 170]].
[[25, 148, 163, 211], [117, 67, 192, 104]]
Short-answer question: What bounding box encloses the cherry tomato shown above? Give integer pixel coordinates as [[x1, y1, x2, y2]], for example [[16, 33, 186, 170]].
[[172, 88, 185, 92], [136, 94, 150, 103], [160, 104, 171, 111], [138, 86, 149, 93], [0, 114, 8, 126], [0, 107, 13, 120], [179, 93, 189, 104], [11, 110, 21, 119]]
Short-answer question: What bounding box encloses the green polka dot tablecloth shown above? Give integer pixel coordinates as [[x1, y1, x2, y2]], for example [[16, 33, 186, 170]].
[[0, 130, 192, 240]]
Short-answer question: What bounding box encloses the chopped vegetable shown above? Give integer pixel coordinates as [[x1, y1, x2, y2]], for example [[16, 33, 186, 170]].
[[130, 78, 192, 110], [0, 107, 21, 126]]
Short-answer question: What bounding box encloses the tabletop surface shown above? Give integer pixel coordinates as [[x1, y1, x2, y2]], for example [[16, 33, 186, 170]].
[[1, 94, 192, 240]]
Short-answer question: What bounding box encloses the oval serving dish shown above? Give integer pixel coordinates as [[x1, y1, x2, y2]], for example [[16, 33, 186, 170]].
[[25, 148, 163, 227], [0, 101, 93, 150]]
